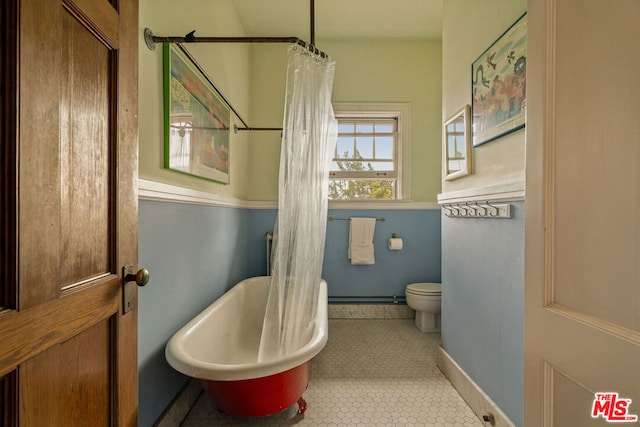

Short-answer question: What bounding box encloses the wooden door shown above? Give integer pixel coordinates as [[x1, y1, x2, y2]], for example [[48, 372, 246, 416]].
[[525, 0, 640, 425], [0, 0, 139, 425]]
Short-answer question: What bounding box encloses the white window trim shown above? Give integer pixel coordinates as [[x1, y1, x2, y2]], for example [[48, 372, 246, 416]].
[[332, 102, 411, 201]]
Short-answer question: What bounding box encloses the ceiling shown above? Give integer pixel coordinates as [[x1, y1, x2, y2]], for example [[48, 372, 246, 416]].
[[231, 0, 443, 41]]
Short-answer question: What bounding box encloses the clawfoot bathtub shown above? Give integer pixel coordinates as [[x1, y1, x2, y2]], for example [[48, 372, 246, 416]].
[[165, 276, 328, 417]]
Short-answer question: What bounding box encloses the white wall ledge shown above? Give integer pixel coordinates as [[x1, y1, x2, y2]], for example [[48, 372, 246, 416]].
[[139, 179, 441, 210], [138, 179, 252, 208], [438, 181, 525, 205]]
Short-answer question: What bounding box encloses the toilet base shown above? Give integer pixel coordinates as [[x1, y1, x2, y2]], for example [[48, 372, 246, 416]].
[[414, 311, 440, 333]]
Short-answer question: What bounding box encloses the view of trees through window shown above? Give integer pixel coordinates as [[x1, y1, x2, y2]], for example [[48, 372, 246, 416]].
[[328, 149, 395, 200], [328, 111, 402, 201]]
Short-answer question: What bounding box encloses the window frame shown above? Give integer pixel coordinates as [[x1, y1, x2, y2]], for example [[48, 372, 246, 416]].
[[331, 103, 411, 201]]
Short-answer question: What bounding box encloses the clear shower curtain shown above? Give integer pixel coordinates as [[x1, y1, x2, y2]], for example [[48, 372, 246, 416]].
[[258, 45, 337, 362]]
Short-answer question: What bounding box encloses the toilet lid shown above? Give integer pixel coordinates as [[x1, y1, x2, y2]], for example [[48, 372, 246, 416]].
[[406, 282, 441, 295]]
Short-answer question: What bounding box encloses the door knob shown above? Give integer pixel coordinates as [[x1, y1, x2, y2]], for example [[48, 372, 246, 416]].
[[124, 265, 150, 286], [122, 265, 149, 314]]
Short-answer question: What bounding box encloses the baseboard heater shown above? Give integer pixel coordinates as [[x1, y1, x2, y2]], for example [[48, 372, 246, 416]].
[[328, 295, 406, 305]]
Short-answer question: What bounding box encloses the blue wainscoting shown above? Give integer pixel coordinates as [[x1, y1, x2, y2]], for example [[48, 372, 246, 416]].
[[441, 200, 524, 426], [138, 202, 442, 426], [138, 200, 251, 427], [246, 209, 278, 277], [247, 208, 442, 300], [323, 209, 441, 299]]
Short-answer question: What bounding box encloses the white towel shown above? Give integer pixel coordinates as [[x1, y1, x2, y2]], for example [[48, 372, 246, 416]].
[[348, 217, 376, 265]]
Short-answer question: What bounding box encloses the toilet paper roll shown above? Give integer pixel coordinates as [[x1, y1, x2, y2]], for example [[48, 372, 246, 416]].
[[388, 237, 403, 250]]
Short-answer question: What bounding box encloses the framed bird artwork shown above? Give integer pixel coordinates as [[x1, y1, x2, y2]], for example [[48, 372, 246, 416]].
[[471, 13, 527, 147]]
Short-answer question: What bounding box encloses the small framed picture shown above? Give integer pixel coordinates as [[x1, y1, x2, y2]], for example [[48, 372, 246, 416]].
[[443, 105, 472, 181]]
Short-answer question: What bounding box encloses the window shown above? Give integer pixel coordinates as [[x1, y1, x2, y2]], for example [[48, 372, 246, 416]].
[[330, 103, 410, 201]]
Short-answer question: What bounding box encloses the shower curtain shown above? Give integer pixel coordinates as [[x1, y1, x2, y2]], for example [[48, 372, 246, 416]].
[[258, 45, 337, 362]]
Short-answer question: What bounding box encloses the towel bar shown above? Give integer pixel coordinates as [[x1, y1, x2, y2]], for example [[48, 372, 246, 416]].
[[328, 217, 385, 222]]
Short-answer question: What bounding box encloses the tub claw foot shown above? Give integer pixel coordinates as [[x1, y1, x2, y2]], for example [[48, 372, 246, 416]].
[[297, 397, 308, 414]]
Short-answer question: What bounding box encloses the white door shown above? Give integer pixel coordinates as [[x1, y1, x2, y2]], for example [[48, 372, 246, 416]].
[[525, 0, 640, 425]]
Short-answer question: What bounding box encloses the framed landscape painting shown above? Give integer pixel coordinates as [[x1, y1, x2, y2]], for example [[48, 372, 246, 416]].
[[471, 13, 527, 147], [163, 44, 231, 184]]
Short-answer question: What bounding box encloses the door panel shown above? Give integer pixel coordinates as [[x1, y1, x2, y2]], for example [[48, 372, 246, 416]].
[[1, 372, 17, 425], [18, 0, 63, 308], [550, 365, 601, 427], [0, 0, 18, 314], [20, 1, 115, 304], [60, 9, 113, 290], [20, 318, 113, 425], [0, 0, 139, 425], [525, 0, 640, 425], [551, 0, 640, 332]]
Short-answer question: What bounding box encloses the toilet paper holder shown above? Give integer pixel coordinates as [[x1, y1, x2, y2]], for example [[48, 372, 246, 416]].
[[388, 233, 403, 251]]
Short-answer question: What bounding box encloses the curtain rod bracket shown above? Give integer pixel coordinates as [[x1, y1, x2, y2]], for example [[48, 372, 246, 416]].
[[144, 28, 157, 50]]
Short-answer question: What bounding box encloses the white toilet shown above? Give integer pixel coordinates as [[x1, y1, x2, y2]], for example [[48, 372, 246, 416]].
[[405, 282, 441, 332]]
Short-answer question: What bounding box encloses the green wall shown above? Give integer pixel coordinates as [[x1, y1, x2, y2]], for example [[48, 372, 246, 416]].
[[441, 0, 527, 193], [247, 40, 443, 202], [139, 0, 442, 204], [138, 0, 252, 199]]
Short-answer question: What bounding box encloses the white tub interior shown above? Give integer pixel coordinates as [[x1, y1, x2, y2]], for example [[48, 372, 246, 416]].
[[165, 276, 328, 381], [183, 278, 269, 364]]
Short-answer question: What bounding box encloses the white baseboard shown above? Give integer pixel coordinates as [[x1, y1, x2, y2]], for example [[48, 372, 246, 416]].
[[437, 346, 515, 427], [154, 379, 203, 427]]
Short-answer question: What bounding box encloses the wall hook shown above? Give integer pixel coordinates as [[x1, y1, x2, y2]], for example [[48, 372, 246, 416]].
[[483, 201, 496, 216]]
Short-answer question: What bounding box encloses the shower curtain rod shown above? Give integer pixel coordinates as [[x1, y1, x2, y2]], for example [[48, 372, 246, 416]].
[[147, 33, 285, 132], [144, 29, 327, 58], [144, 27, 328, 132], [145, 1, 322, 132]]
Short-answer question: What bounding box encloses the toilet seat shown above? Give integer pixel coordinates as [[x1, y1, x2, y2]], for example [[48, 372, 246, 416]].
[[406, 283, 441, 296]]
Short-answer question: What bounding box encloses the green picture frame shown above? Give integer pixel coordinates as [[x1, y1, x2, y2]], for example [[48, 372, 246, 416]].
[[163, 44, 231, 184]]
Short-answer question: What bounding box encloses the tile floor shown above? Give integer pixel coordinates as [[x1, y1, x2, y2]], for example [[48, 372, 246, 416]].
[[181, 319, 483, 426]]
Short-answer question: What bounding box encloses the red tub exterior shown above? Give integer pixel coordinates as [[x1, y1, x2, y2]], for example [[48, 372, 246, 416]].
[[201, 361, 310, 417]]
